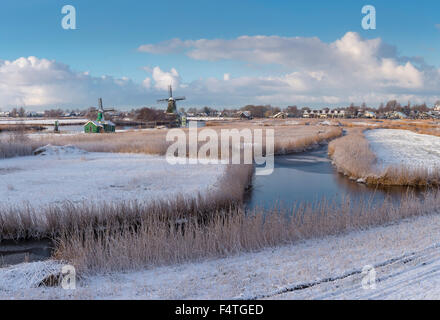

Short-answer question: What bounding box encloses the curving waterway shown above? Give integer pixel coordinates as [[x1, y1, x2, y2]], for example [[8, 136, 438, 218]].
[[246, 146, 423, 210]]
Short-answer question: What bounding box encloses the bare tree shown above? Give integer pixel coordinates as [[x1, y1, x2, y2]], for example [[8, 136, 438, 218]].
[[18, 107, 26, 117]]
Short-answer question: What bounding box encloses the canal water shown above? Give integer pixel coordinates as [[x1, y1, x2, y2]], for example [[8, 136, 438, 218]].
[[246, 146, 420, 210], [43, 124, 84, 133], [0, 239, 53, 267]]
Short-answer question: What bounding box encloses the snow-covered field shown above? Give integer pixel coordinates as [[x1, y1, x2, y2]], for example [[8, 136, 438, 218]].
[[365, 129, 440, 170], [352, 122, 378, 127], [2, 210, 440, 299], [0, 145, 225, 210]]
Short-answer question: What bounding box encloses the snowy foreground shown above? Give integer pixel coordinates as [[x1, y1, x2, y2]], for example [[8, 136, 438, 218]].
[[0, 145, 225, 210], [365, 129, 440, 171], [2, 211, 440, 299]]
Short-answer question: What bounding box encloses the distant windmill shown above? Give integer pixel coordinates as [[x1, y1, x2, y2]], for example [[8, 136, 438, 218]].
[[84, 98, 116, 133], [157, 85, 185, 114], [97, 98, 114, 121]]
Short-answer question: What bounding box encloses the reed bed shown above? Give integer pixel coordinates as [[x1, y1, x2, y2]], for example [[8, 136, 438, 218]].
[[328, 128, 376, 180], [0, 133, 42, 159], [1, 124, 342, 161], [274, 126, 342, 154], [328, 128, 440, 186], [375, 166, 440, 186], [0, 163, 253, 241], [39, 124, 342, 156], [0, 124, 44, 132], [39, 130, 171, 155], [54, 189, 440, 273], [343, 119, 440, 138]]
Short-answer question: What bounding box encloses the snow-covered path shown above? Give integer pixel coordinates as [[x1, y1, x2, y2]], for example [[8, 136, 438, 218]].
[[0, 145, 225, 209], [3, 210, 440, 299], [365, 129, 440, 171], [269, 242, 440, 299]]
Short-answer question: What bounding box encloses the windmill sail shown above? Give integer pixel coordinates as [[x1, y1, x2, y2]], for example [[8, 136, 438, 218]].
[[97, 98, 115, 121], [157, 85, 185, 114]]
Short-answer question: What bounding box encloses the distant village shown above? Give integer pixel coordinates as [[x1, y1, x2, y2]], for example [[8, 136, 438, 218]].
[[1, 100, 440, 121]]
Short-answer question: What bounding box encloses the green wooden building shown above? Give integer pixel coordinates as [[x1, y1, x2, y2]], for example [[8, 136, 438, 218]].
[[84, 120, 115, 133], [84, 98, 116, 133]]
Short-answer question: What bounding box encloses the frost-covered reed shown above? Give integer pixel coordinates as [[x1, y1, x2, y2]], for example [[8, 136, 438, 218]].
[[0, 132, 40, 159], [328, 128, 440, 186], [53, 189, 440, 273], [1, 124, 341, 159]]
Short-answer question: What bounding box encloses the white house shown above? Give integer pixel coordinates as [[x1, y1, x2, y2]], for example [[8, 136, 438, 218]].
[[273, 111, 288, 119], [237, 111, 252, 119], [330, 110, 345, 118], [302, 110, 311, 118], [388, 111, 408, 119], [364, 111, 376, 118]]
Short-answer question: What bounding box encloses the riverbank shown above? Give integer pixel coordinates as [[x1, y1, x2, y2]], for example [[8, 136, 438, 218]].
[[328, 128, 440, 186]]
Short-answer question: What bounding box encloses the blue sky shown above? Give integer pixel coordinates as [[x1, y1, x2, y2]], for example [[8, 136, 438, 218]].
[[1, 0, 440, 109]]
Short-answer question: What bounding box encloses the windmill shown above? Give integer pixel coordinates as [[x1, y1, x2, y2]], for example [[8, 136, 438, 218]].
[[84, 98, 116, 133], [96, 98, 115, 121], [157, 85, 185, 114]]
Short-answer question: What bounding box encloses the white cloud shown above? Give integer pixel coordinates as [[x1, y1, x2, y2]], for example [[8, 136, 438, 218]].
[[0, 56, 148, 109], [137, 32, 439, 106], [0, 57, 187, 109], [223, 73, 230, 81], [138, 38, 187, 54], [142, 77, 151, 89], [150, 67, 181, 90]]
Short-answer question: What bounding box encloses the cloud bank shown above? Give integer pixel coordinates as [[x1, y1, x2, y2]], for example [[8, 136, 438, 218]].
[[139, 32, 440, 106], [0, 56, 150, 109], [1, 32, 439, 110]]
